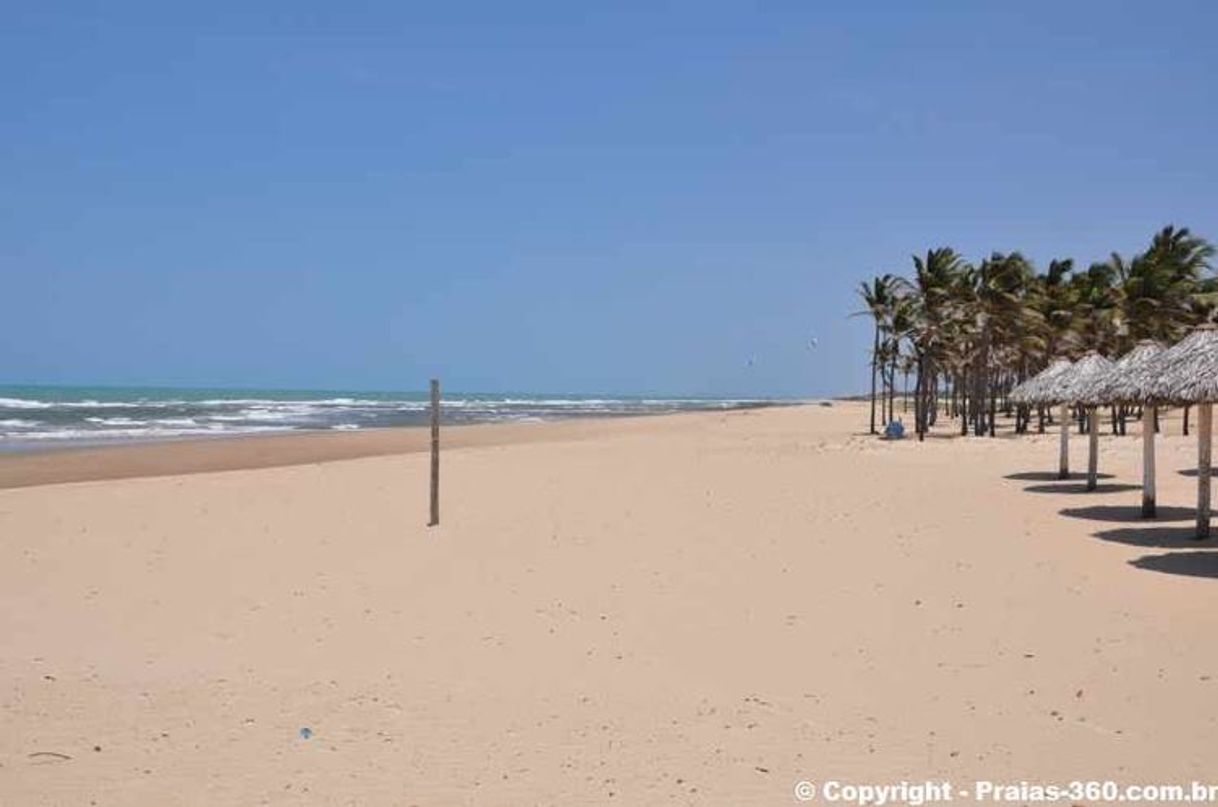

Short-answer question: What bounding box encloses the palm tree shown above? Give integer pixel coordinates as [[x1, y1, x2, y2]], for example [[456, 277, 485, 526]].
[[854, 275, 899, 434], [1070, 262, 1121, 354], [854, 225, 1214, 443], [1037, 259, 1077, 358], [1134, 225, 1215, 434], [909, 248, 967, 440]]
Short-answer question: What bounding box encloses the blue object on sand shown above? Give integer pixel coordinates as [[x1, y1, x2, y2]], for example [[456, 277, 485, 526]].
[[884, 420, 905, 439], [299, 727, 313, 739]]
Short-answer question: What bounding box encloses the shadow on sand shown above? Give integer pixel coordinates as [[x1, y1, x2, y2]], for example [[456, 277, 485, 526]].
[[1023, 482, 1140, 495], [1093, 524, 1203, 548], [1060, 505, 1194, 523], [1128, 551, 1218, 579], [1004, 471, 1114, 482]]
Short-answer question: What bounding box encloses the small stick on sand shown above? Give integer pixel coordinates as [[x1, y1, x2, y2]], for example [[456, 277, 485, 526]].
[[28, 751, 72, 764]]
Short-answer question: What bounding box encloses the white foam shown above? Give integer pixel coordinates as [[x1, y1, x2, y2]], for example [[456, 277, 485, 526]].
[[0, 397, 52, 409], [1, 425, 295, 441], [85, 416, 141, 426], [0, 397, 176, 410]]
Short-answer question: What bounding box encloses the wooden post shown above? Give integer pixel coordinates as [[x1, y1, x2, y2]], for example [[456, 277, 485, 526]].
[[1087, 406, 1099, 491], [1142, 405, 1156, 518], [1058, 403, 1070, 480], [429, 379, 440, 527], [1197, 402, 1212, 540]]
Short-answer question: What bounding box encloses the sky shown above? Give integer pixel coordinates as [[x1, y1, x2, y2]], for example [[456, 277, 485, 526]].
[[3, 1, 1217, 397]]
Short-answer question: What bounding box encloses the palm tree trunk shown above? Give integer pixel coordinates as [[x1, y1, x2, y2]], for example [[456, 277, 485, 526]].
[[959, 368, 969, 435], [868, 327, 879, 434], [1197, 403, 1212, 540], [972, 360, 984, 436], [891, 357, 901, 426]]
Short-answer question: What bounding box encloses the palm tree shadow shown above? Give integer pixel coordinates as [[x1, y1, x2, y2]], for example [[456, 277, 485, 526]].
[[1094, 525, 1203, 548], [1022, 482, 1140, 494], [1005, 471, 1114, 482], [1061, 505, 1194, 523], [1129, 551, 1218, 578]]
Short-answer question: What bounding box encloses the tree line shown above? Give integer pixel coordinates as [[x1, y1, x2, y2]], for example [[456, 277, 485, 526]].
[[855, 226, 1217, 440]]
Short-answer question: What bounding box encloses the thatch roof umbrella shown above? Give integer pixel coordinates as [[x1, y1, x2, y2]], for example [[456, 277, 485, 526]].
[[1144, 324, 1218, 538], [1050, 351, 1115, 491], [1012, 357, 1073, 405], [1011, 357, 1074, 478], [1078, 340, 1165, 516]]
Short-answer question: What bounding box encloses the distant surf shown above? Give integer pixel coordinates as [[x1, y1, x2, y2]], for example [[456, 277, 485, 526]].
[[0, 386, 798, 451]]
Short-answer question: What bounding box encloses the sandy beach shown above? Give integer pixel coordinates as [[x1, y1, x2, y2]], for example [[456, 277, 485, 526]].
[[2, 402, 1217, 805]]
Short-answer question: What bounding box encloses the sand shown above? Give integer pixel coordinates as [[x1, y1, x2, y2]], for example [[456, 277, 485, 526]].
[[2, 402, 1216, 805]]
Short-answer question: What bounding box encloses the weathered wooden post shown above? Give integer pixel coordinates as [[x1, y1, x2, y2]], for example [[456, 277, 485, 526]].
[[429, 379, 440, 527], [1058, 403, 1070, 480], [1142, 405, 1156, 518], [1198, 402, 1212, 540]]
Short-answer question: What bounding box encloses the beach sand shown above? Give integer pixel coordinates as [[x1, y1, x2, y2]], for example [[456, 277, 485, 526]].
[[2, 402, 1216, 805]]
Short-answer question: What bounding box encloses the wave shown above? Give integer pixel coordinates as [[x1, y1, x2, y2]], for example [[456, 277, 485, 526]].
[[0, 397, 177, 410], [85, 416, 141, 426], [1, 425, 295, 441], [0, 397, 53, 409], [0, 388, 796, 449]]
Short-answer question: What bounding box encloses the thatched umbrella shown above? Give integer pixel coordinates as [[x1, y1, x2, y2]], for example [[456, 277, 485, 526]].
[[1049, 351, 1115, 491], [1144, 324, 1218, 538], [1078, 340, 1165, 516], [1011, 357, 1074, 478]]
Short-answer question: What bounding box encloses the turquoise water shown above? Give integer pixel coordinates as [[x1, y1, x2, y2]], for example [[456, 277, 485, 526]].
[[0, 385, 793, 451]]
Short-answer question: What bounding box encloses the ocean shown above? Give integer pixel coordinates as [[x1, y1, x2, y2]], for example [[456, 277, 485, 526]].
[[0, 385, 795, 451]]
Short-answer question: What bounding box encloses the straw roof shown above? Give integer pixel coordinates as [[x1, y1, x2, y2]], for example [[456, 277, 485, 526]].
[[1075, 340, 1165, 406], [1011, 357, 1073, 405], [1143, 324, 1218, 405], [1047, 350, 1115, 405]]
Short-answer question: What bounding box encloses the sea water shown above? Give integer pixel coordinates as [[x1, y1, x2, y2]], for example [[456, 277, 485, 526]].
[[0, 385, 794, 451]]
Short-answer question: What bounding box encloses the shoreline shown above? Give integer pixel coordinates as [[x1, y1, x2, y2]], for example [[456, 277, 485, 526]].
[[0, 407, 784, 490]]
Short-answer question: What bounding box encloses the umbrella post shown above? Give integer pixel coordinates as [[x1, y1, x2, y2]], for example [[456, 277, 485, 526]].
[[1087, 406, 1099, 491], [1058, 404, 1069, 479], [1198, 402, 1212, 540], [1141, 405, 1156, 518]]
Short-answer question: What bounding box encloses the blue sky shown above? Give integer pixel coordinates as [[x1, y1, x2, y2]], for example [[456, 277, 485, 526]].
[[3, 2, 1216, 396]]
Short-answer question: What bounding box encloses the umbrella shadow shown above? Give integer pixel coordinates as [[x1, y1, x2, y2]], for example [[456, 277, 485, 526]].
[[1093, 525, 1204, 548], [1060, 505, 1194, 523], [1005, 471, 1114, 482], [1023, 482, 1140, 495], [1128, 551, 1218, 579]]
